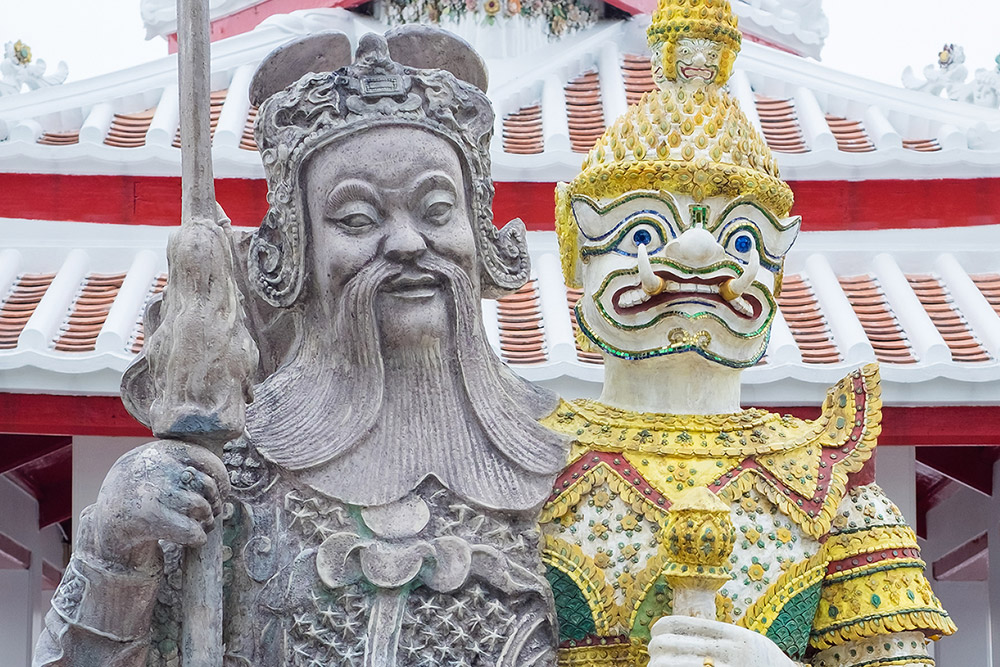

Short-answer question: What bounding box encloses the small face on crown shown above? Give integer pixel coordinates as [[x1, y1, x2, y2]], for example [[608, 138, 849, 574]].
[[675, 38, 722, 84], [569, 191, 799, 368]]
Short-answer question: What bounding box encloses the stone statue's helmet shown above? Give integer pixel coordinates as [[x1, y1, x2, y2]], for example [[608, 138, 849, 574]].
[[248, 27, 531, 308], [555, 0, 800, 368]]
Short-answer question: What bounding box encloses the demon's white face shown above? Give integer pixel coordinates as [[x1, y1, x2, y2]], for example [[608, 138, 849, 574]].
[[571, 191, 800, 368]]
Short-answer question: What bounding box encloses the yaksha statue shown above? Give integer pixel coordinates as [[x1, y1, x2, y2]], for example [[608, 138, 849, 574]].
[[540, 0, 956, 665], [35, 27, 568, 666]]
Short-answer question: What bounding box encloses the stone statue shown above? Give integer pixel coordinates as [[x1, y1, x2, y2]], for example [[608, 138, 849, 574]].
[[35, 26, 568, 667], [539, 1, 956, 665]]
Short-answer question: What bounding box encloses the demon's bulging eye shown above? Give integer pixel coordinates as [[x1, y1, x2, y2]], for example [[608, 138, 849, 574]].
[[734, 234, 752, 253], [614, 221, 666, 256], [632, 228, 653, 246]]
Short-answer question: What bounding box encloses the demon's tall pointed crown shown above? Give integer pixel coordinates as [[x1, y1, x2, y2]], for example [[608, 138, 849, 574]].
[[555, 0, 793, 287]]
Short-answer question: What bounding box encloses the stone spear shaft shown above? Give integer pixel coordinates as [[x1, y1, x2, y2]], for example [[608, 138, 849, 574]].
[[165, 0, 257, 664], [174, 0, 224, 664]]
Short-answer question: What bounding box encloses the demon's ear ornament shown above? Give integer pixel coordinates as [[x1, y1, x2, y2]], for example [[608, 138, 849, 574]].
[[385, 24, 489, 92], [249, 30, 353, 106]]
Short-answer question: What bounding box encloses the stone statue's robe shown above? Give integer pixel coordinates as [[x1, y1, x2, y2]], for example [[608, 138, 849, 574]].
[[36, 436, 556, 667], [539, 365, 955, 666]]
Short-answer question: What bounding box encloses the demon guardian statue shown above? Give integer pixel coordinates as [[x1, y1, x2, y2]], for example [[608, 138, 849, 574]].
[[538, 1, 956, 665]]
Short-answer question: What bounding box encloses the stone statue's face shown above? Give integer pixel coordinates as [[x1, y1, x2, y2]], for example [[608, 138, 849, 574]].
[[571, 192, 799, 367], [303, 126, 477, 343]]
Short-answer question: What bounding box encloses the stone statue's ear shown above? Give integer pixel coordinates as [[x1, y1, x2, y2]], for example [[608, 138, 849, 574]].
[[385, 25, 489, 93], [249, 30, 352, 107]]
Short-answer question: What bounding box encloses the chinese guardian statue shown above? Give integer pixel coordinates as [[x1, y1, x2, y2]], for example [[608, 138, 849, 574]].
[[35, 27, 568, 667], [540, 1, 956, 665]]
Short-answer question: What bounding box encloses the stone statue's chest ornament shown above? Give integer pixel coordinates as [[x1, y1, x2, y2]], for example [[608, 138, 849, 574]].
[[543, 1, 956, 666]]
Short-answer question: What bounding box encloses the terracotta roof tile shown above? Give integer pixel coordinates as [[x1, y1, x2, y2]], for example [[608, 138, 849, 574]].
[[754, 95, 809, 154], [907, 274, 991, 362], [839, 274, 916, 363], [496, 278, 547, 364], [502, 104, 544, 155], [0, 273, 55, 349], [825, 114, 876, 153], [971, 274, 1000, 318], [129, 273, 168, 354], [566, 287, 603, 364], [902, 138, 941, 153], [621, 54, 655, 106], [173, 89, 228, 148], [37, 131, 79, 146], [104, 107, 155, 148], [240, 105, 258, 152], [53, 273, 126, 352], [777, 274, 841, 364], [565, 70, 605, 154]]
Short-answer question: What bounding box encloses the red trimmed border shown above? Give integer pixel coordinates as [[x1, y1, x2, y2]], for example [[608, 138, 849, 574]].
[[827, 547, 922, 575], [0, 394, 151, 437], [3, 174, 1000, 232], [3, 394, 997, 444]]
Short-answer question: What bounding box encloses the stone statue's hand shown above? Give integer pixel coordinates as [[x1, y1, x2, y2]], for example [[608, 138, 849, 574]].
[[647, 616, 796, 667], [87, 440, 231, 573]]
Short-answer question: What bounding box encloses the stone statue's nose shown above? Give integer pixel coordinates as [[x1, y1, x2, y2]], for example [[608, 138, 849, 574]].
[[692, 52, 706, 67], [383, 219, 428, 262], [670, 227, 720, 265]]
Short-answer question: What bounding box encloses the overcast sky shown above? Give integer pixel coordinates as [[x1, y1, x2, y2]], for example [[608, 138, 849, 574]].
[[3, 0, 1000, 88]]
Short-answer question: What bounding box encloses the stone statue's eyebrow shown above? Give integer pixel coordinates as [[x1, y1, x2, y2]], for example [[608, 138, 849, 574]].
[[325, 179, 380, 211], [407, 171, 458, 201]]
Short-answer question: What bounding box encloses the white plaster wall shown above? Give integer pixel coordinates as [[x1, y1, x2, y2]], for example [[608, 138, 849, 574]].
[[0, 476, 65, 667], [923, 469, 996, 666], [876, 447, 917, 525], [933, 581, 990, 667], [0, 569, 33, 666]]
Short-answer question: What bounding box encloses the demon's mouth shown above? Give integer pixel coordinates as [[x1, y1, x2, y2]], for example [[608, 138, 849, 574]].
[[611, 270, 762, 320], [678, 65, 716, 81]]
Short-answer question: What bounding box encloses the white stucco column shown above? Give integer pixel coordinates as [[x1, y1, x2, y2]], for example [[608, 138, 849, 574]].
[[989, 459, 1000, 667], [0, 477, 64, 667], [875, 446, 917, 526]]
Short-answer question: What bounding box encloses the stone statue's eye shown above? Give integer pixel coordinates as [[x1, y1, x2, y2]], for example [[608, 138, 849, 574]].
[[327, 191, 379, 232], [423, 193, 455, 225], [733, 234, 753, 253], [338, 212, 376, 229]]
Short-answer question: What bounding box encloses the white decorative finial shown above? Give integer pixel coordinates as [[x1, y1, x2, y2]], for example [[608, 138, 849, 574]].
[[0, 40, 68, 97], [902, 43, 1000, 109]]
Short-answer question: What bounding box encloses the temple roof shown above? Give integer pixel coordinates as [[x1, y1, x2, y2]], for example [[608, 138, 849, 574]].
[[1, 9, 998, 184], [3, 219, 999, 405], [138, 0, 829, 57]]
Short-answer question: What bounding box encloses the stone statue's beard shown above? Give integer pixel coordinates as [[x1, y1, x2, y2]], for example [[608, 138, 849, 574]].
[[246, 253, 567, 511]]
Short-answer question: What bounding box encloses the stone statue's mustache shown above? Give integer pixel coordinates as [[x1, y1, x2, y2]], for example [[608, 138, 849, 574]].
[[246, 250, 567, 509]]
